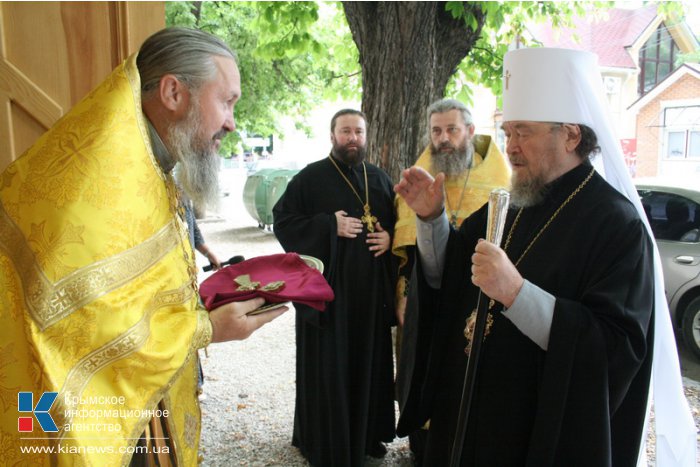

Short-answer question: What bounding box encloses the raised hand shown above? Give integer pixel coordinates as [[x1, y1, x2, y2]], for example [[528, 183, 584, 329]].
[[394, 166, 445, 220]]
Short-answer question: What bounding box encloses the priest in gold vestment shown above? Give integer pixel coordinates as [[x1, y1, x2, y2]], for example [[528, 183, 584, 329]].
[[0, 28, 285, 466], [392, 99, 510, 463]]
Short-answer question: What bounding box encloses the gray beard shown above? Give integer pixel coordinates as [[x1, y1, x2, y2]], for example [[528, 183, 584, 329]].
[[430, 142, 473, 176], [509, 171, 548, 208], [168, 107, 221, 210]]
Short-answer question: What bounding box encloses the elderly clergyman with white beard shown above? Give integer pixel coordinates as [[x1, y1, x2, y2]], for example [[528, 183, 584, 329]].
[[0, 27, 285, 466], [394, 48, 696, 466]]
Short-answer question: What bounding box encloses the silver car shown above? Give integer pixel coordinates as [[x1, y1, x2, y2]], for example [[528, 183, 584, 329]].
[[636, 181, 700, 359]]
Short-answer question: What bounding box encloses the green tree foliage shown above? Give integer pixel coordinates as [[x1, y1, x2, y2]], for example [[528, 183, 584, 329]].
[[208, 1, 607, 107], [253, 2, 361, 102], [170, 2, 689, 170], [166, 1, 358, 157], [444, 1, 604, 106]]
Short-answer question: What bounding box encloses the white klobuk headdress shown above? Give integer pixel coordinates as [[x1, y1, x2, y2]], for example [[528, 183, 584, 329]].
[[503, 47, 697, 466]]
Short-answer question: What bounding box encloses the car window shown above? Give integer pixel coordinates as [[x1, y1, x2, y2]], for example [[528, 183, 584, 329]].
[[637, 189, 700, 242]]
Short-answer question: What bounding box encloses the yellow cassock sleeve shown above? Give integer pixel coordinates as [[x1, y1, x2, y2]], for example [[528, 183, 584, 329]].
[[0, 54, 211, 466]]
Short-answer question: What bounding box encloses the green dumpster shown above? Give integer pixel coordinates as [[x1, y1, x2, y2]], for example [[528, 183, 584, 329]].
[[242, 168, 299, 229], [242, 168, 275, 227]]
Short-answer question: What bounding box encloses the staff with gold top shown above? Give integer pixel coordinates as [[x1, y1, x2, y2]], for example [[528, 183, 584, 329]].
[[394, 47, 695, 466]]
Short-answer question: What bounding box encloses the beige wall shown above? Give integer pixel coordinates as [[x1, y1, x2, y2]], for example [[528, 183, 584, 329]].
[[635, 73, 700, 178]]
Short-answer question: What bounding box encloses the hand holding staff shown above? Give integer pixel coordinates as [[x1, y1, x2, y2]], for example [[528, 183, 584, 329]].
[[450, 189, 510, 466]]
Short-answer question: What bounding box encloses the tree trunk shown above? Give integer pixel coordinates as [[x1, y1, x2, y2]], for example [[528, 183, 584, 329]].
[[342, 1, 484, 182], [191, 2, 202, 22]]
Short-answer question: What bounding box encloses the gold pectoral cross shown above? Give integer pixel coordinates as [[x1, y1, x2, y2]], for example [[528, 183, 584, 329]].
[[361, 204, 377, 233], [463, 299, 497, 355]]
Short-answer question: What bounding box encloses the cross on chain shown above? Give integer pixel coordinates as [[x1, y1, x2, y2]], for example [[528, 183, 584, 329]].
[[361, 204, 377, 233]]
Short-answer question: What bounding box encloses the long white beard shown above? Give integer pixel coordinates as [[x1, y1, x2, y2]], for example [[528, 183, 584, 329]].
[[168, 106, 221, 210]]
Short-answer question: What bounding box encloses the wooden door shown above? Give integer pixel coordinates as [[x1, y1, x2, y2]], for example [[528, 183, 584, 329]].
[[0, 1, 164, 172]]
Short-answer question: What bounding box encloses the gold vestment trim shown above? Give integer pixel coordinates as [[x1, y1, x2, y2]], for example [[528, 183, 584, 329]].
[[54, 285, 195, 443], [194, 307, 213, 350], [120, 303, 207, 466], [0, 201, 179, 330]]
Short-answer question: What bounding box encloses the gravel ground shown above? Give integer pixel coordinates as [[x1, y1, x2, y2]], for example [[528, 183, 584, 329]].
[[195, 195, 700, 466], [195, 213, 412, 466]]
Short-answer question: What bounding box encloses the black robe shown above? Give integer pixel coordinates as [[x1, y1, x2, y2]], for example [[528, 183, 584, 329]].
[[273, 156, 397, 466], [397, 163, 655, 466]]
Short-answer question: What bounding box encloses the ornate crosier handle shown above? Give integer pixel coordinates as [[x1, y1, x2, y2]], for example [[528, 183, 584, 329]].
[[464, 188, 510, 355], [485, 188, 510, 246]]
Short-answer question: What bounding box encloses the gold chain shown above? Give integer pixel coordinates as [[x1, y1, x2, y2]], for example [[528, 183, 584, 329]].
[[503, 167, 595, 266], [328, 155, 377, 232], [444, 167, 472, 228], [463, 166, 595, 355]]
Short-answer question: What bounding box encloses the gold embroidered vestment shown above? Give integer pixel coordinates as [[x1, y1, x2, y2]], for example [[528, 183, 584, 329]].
[[0, 54, 211, 466], [392, 135, 512, 270]]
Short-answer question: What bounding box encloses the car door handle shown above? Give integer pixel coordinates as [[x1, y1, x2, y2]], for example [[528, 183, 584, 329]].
[[675, 255, 695, 265]]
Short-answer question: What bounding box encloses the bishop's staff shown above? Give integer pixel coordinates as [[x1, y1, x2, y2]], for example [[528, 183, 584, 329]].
[[450, 188, 510, 467]]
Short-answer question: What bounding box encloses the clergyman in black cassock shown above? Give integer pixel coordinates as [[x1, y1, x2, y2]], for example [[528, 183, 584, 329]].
[[397, 162, 654, 465], [273, 110, 397, 466], [394, 48, 660, 466]]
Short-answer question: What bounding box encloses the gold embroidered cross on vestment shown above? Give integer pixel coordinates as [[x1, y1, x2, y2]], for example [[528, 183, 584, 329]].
[[234, 274, 286, 292]]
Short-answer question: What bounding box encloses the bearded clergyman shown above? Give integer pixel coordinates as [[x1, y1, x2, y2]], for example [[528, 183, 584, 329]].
[[0, 27, 285, 466], [393, 47, 693, 466], [273, 109, 397, 466], [392, 98, 510, 463]]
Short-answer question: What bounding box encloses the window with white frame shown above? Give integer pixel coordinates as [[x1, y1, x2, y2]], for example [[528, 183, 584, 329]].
[[663, 105, 700, 160]]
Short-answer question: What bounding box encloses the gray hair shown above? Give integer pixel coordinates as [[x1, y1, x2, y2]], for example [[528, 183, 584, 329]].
[[137, 27, 236, 97], [427, 98, 473, 127], [549, 123, 601, 160]]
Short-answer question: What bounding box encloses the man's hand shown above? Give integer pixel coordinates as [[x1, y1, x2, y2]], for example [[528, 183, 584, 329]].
[[207, 252, 222, 271], [336, 210, 364, 238], [209, 298, 287, 343], [471, 239, 523, 308], [394, 166, 445, 220], [367, 221, 390, 257]]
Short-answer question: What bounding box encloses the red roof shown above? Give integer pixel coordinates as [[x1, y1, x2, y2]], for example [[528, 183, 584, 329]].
[[530, 5, 658, 69]]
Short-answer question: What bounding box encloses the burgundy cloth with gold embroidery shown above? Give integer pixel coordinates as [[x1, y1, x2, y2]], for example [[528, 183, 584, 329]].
[[199, 253, 334, 311]]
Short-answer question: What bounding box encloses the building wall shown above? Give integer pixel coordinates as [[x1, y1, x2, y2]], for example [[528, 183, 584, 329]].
[[635, 73, 700, 179], [600, 69, 639, 141]]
